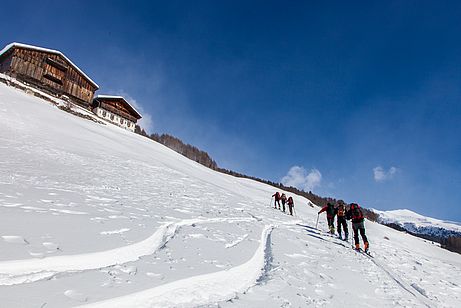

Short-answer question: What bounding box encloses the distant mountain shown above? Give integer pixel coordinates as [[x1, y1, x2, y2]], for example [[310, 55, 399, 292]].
[[372, 209, 461, 253]]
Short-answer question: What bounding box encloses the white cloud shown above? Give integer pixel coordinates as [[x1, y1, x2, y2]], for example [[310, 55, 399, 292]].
[[373, 166, 398, 182], [115, 90, 154, 133], [281, 166, 322, 191]]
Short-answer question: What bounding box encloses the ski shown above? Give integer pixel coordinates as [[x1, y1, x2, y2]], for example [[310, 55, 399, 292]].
[[353, 247, 374, 258]]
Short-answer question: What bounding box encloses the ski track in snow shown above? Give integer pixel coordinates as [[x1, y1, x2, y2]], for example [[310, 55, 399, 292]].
[[0, 217, 255, 286], [78, 225, 275, 308], [239, 222, 446, 308], [361, 251, 435, 308], [225, 234, 249, 249]]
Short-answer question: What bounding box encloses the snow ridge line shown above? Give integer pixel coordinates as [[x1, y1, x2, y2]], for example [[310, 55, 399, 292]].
[[79, 225, 275, 308], [0, 217, 255, 286]]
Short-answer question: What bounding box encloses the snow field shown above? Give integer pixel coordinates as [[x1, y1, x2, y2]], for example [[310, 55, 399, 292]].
[[0, 82, 460, 307]]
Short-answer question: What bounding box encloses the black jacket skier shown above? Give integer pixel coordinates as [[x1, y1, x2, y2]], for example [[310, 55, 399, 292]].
[[336, 202, 349, 241], [346, 203, 369, 251], [281, 193, 287, 212]]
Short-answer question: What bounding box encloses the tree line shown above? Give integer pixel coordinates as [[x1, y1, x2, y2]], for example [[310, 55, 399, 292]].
[[135, 126, 217, 169], [442, 236, 461, 254]]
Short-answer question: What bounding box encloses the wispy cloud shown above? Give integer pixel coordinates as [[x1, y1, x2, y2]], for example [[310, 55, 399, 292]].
[[115, 90, 154, 133], [373, 166, 398, 182], [281, 166, 322, 191]]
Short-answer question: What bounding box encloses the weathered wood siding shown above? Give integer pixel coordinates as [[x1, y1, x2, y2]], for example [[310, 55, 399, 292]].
[[0, 51, 13, 73], [2, 47, 97, 105]]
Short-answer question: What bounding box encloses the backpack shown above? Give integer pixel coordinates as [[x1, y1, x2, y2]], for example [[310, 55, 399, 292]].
[[351, 204, 364, 222], [337, 204, 345, 217], [287, 197, 293, 204]]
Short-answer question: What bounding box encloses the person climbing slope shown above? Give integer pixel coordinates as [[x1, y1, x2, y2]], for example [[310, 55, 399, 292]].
[[318, 202, 336, 234], [336, 201, 349, 241], [272, 192, 281, 209], [281, 193, 287, 212], [345, 203, 369, 252], [287, 196, 294, 216]]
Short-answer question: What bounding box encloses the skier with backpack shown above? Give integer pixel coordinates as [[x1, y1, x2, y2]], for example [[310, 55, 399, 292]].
[[281, 193, 287, 212], [346, 203, 369, 252], [336, 201, 349, 241], [272, 192, 281, 210], [287, 196, 294, 215], [318, 202, 336, 234]]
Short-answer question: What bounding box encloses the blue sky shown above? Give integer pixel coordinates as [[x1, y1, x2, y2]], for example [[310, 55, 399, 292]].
[[2, 1, 461, 221]]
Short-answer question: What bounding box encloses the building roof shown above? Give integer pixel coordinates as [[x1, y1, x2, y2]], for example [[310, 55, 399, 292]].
[[0, 42, 99, 89], [94, 95, 142, 119]]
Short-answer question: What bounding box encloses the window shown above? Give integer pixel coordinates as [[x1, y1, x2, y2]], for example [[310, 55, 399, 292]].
[[120, 119, 124, 124], [43, 73, 63, 85], [110, 114, 114, 120], [46, 57, 68, 71], [102, 110, 106, 117]]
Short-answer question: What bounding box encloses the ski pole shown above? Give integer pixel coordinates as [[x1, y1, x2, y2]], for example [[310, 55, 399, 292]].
[[293, 207, 297, 217], [269, 197, 273, 208], [315, 213, 319, 229]]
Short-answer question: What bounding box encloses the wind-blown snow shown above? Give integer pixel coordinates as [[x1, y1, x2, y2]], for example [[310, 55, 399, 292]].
[[0, 81, 460, 307]]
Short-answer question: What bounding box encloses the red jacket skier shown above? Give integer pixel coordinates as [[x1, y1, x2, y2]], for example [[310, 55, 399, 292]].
[[272, 192, 281, 209], [318, 202, 336, 234], [287, 196, 294, 215]]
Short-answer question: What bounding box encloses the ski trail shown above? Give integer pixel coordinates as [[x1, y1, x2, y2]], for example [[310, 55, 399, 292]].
[[365, 255, 435, 308], [79, 225, 275, 308], [297, 222, 435, 307], [0, 217, 254, 286], [225, 234, 249, 248]]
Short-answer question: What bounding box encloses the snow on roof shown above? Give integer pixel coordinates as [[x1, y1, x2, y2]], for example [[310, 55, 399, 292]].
[[95, 95, 125, 100], [0, 42, 99, 89], [94, 94, 142, 119]]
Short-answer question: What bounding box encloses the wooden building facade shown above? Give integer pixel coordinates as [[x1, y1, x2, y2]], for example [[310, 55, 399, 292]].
[[0, 43, 99, 105], [92, 95, 142, 132]]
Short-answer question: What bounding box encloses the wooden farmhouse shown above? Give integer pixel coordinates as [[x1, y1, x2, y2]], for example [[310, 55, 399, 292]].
[[92, 95, 142, 132], [0, 42, 99, 105]]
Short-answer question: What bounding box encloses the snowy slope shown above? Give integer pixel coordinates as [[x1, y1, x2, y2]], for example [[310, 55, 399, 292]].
[[373, 209, 461, 239], [0, 81, 460, 308]]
